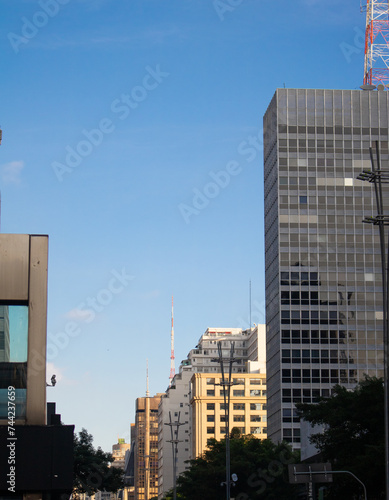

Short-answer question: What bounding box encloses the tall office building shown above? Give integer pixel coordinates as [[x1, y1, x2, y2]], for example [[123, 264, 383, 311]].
[[264, 88, 389, 447]]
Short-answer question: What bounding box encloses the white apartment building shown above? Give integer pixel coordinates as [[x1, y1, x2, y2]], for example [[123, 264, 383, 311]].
[[157, 366, 192, 499]]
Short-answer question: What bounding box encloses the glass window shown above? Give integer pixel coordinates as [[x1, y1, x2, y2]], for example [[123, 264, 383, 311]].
[[0, 305, 28, 419]]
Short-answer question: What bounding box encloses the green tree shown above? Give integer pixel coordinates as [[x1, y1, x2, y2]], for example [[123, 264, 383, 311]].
[[296, 376, 385, 499], [171, 433, 300, 500], [73, 428, 123, 497]]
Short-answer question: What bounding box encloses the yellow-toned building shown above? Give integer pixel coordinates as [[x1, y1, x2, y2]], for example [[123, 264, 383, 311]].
[[190, 372, 267, 458], [134, 394, 164, 500]]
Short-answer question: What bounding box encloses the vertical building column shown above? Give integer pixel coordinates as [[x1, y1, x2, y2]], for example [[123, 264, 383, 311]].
[[26, 235, 48, 424]]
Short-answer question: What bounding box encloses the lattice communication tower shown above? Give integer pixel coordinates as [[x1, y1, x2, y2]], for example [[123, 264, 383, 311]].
[[363, 0, 389, 87]]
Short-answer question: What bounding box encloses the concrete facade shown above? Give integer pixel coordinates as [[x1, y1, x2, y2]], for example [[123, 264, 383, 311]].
[[134, 393, 164, 500], [157, 366, 192, 500], [190, 371, 267, 458]]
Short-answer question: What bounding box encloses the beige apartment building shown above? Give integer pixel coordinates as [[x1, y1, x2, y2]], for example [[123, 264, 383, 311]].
[[190, 372, 267, 458], [134, 393, 165, 500]]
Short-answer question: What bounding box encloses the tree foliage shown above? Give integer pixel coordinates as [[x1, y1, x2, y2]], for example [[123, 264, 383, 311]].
[[73, 428, 123, 497], [296, 376, 385, 499], [167, 433, 300, 500]]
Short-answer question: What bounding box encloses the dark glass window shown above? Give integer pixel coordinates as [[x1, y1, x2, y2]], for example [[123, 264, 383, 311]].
[[0, 305, 28, 419]]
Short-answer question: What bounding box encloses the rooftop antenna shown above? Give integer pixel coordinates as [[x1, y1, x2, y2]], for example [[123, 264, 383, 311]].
[[146, 359, 150, 398], [249, 280, 252, 329], [169, 296, 175, 385], [362, 0, 389, 88]]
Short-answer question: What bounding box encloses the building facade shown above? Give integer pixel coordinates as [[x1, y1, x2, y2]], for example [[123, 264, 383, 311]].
[[157, 366, 192, 500], [134, 393, 164, 500], [112, 438, 132, 470], [190, 372, 267, 458], [0, 234, 74, 499], [263, 88, 389, 447]]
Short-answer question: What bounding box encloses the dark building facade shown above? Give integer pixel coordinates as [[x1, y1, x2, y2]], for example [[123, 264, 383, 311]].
[[263, 88, 389, 447]]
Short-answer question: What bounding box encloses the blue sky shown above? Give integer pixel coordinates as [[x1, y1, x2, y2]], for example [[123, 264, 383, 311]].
[[1, 0, 365, 451]]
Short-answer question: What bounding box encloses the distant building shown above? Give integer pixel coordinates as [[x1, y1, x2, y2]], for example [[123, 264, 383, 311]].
[[134, 393, 164, 500], [157, 365, 192, 499], [186, 327, 251, 373], [190, 371, 267, 458], [141, 325, 267, 498], [263, 88, 389, 448], [123, 424, 135, 500], [112, 438, 131, 470]]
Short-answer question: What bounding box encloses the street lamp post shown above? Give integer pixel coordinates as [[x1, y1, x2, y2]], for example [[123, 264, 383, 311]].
[[165, 411, 185, 500], [357, 141, 389, 500], [212, 341, 237, 500]]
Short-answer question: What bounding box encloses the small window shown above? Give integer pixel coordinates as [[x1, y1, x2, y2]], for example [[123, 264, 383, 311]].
[[299, 196, 307, 204]]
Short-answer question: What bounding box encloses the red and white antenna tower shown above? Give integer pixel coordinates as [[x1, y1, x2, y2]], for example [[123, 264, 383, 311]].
[[169, 296, 175, 385], [363, 0, 389, 87]]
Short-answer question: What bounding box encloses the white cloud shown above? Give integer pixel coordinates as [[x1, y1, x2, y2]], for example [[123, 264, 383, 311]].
[[65, 308, 93, 321], [1, 160, 24, 184]]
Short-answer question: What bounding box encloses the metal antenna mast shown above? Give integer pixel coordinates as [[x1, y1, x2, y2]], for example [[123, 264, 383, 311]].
[[249, 280, 252, 329], [363, 0, 389, 87], [169, 296, 175, 385], [146, 359, 150, 397]]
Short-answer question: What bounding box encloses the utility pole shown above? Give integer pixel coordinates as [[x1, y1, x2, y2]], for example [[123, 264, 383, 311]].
[[212, 342, 237, 500], [357, 142, 389, 500], [165, 411, 185, 500]]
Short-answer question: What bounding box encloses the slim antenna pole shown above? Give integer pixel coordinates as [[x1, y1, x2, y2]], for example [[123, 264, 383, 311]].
[[170, 295, 175, 385], [249, 280, 252, 329], [146, 359, 149, 398]]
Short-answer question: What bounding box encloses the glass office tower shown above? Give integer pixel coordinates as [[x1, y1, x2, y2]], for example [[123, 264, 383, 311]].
[[263, 88, 389, 447]]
